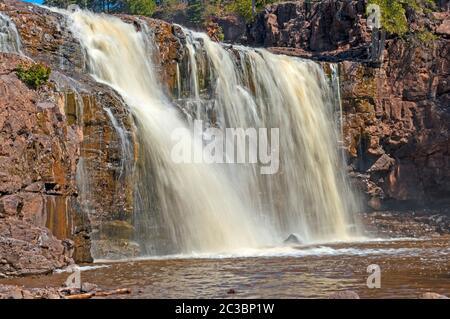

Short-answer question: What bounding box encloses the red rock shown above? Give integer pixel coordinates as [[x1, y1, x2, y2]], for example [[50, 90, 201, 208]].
[[420, 292, 449, 299], [0, 218, 73, 277], [0, 284, 63, 299], [328, 291, 360, 299], [0, 195, 22, 217], [436, 18, 450, 37], [368, 154, 395, 173], [249, 1, 370, 54]]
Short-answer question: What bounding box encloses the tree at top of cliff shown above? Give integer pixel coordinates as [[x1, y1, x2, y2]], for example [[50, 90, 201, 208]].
[[225, 0, 277, 22], [44, 0, 158, 16], [126, 0, 157, 15], [186, 0, 203, 25], [368, 0, 438, 36]]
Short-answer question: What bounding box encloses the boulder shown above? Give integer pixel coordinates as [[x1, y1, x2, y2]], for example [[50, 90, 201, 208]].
[[328, 291, 361, 299], [420, 292, 449, 299], [283, 234, 303, 245], [0, 218, 73, 277], [0, 285, 62, 299], [436, 18, 450, 37]]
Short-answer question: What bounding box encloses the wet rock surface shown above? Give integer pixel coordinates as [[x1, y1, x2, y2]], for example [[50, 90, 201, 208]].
[[362, 209, 450, 238]]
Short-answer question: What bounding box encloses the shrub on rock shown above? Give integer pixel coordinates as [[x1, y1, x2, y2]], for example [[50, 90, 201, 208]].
[[15, 63, 51, 89]]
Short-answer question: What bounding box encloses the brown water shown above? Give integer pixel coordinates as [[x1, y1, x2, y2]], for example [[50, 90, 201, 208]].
[[2, 237, 449, 299]]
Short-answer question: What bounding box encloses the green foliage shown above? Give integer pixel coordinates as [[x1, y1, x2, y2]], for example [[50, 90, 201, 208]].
[[416, 29, 438, 43], [368, 0, 408, 35], [44, 0, 77, 8], [186, 0, 204, 25], [217, 26, 225, 41], [15, 63, 51, 89], [204, 0, 224, 18], [160, 0, 187, 11], [185, 1, 227, 26], [225, 0, 276, 22], [126, 0, 156, 16], [44, 0, 157, 16], [368, 0, 437, 36]]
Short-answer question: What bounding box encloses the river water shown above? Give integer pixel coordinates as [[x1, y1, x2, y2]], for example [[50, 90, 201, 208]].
[[2, 237, 449, 298]]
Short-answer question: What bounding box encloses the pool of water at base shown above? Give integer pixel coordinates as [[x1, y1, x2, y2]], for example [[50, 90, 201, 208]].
[[2, 237, 449, 298]]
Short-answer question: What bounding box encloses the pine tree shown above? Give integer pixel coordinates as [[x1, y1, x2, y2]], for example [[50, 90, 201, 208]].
[[186, 0, 204, 25]]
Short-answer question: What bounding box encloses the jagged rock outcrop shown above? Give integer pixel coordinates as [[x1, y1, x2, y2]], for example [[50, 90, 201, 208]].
[[249, 0, 370, 56], [216, 14, 247, 43], [339, 19, 450, 209], [248, 0, 449, 60], [0, 0, 184, 272]]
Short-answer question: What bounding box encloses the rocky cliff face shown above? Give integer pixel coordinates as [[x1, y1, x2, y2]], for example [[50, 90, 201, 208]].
[[249, 0, 370, 56], [341, 37, 450, 210], [0, 0, 184, 275], [248, 0, 450, 210], [0, 51, 81, 275]]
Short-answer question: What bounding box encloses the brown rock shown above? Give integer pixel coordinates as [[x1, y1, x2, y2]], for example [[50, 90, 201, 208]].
[[436, 18, 450, 37], [0, 218, 73, 277], [0, 285, 63, 299], [368, 154, 395, 173], [81, 282, 99, 293], [0, 0, 185, 265], [249, 0, 370, 57], [0, 195, 22, 217], [368, 197, 382, 210], [420, 292, 449, 299], [340, 40, 450, 208], [328, 291, 360, 299], [217, 14, 246, 43]]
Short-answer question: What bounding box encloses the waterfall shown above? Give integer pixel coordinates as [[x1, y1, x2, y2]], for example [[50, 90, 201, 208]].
[[178, 30, 360, 244], [0, 13, 23, 54], [67, 10, 360, 257], [69, 11, 269, 255]]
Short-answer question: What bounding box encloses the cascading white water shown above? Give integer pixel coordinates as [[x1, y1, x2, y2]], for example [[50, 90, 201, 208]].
[[0, 13, 22, 54], [67, 10, 360, 257], [69, 11, 270, 255], [179, 30, 361, 244]]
